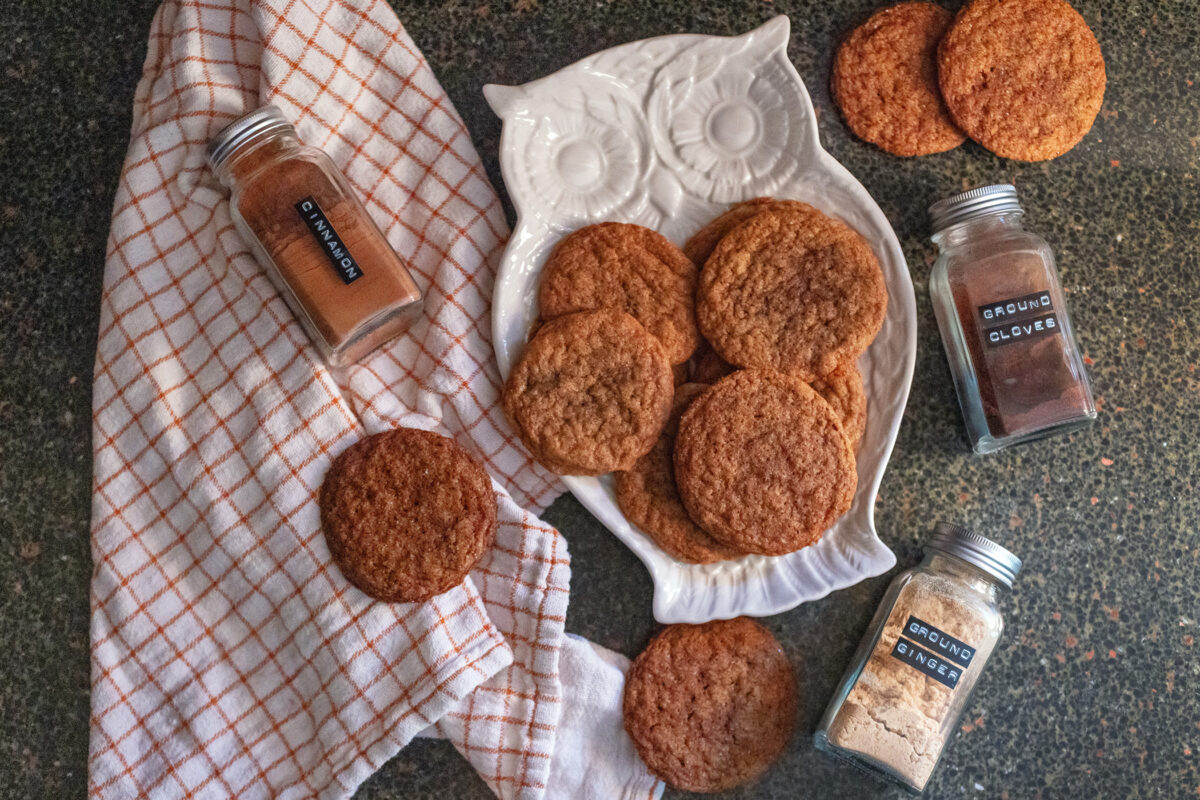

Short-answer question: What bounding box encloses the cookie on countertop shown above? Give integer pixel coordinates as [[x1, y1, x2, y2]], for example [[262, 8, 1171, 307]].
[[675, 370, 857, 556], [616, 383, 745, 565], [538, 222, 699, 364], [502, 308, 673, 475], [683, 197, 818, 267], [811, 362, 868, 451], [832, 2, 966, 156], [623, 617, 798, 792], [697, 206, 887, 381], [320, 427, 497, 603], [938, 0, 1106, 161]]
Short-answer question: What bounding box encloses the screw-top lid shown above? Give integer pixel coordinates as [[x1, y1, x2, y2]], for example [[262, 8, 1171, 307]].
[[207, 106, 295, 171], [929, 184, 1023, 234], [927, 522, 1022, 588]]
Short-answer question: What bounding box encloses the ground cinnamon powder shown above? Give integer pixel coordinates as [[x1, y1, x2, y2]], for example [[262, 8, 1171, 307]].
[[224, 135, 422, 365]]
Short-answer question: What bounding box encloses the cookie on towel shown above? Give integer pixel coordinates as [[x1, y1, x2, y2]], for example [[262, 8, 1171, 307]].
[[319, 428, 497, 603]]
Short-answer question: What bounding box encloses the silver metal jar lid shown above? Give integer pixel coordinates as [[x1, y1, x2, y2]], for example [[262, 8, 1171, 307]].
[[207, 106, 295, 171], [928, 522, 1022, 588], [929, 184, 1023, 234]]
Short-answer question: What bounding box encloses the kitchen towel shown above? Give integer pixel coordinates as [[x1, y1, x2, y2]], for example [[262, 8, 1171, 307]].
[[87, 0, 662, 798]]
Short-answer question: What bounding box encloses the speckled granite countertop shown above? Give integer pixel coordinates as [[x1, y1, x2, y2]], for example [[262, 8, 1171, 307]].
[[2, 1, 1198, 798]]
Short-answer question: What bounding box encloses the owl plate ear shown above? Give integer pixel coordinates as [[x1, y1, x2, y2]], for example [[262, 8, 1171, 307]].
[[483, 83, 528, 119], [743, 15, 791, 52]]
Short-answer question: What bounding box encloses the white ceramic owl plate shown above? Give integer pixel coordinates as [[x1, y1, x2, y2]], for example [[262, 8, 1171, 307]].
[[485, 15, 915, 624]]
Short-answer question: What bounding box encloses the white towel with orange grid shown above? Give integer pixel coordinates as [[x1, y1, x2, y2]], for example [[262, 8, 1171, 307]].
[[87, 1, 662, 798]]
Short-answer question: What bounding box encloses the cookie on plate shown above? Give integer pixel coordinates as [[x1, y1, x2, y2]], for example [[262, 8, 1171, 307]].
[[697, 206, 887, 381], [616, 383, 745, 565], [623, 617, 798, 792], [675, 370, 857, 556], [502, 309, 673, 475], [938, 0, 1106, 161], [688, 340, 737, 385], [320, 428, 497, 603], [832, 2, 966, 156], [539, 222, 699, 364], [683, 197, 818, 267], [811, 362, 868, 451]]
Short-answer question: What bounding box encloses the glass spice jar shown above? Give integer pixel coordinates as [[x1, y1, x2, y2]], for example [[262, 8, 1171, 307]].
[[208, 106, 423, 366], [928, 184, 1095, 454], [814, 523, 1020, 793]]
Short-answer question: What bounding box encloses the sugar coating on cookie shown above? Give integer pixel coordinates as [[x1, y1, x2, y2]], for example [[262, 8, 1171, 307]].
[[502, 309, 673, 475], [319, 428, 497, 603], [623, 617, 798, 792], [539, 222, 699, 364], [616, 383, 744, 565], [698, 206, 887, 381], [938, 0, 1106, 161], [832, 2, 965, 156], [675, 370, 857, 556], [811, 361, 868, 451]]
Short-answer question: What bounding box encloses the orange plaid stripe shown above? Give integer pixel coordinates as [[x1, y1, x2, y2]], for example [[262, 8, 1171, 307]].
[[89, 1, 570, 798]]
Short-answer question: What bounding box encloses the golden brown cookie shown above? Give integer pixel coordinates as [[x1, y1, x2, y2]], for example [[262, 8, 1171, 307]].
[[319, 428, 496, 603], [683, 198, 818, 267], [688, 340, 737, 385], [623, 618, 798, 792], [616, 384, 745, 565], [539, 222, 699, 364], [502, 309, 673, 475], [811, 362, 868, 451], [938, 0, 1106, 161], [832, 2, 966, 156], [697, 207, 887, 381], [675, 370, 857, 556]]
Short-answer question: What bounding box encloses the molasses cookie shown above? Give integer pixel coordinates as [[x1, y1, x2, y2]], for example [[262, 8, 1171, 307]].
[[683, 197, 819, 267], [623, 617, 798, 792], [616, 383, 744, 565], [675, 370, 857, 556], [832, 2, 966, 156], [938, 0, 1106, 161], [539, 222, 699, 364], [811, 362, 868, 451], [688, 340, 737, 385], [502, 309, 673, 475], [697, 206, 887, 380], [320, 428, 497, 603]]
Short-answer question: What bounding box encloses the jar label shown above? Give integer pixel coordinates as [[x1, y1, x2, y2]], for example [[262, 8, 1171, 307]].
[[295, 196, 363, 285], [977, 290, 1059, 349], [889, 615, 977, 689]]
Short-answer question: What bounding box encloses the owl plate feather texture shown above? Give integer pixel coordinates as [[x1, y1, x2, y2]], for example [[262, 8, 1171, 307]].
[[485, 16, 916, 624]]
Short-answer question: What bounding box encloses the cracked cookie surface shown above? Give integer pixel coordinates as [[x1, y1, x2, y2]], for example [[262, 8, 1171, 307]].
[[832, 2, 965, 156], [320, 428, 497, 603], [811, 361, 868, 452], [938, 0, 1106, 161], [675, 370, 856, 556], [616, 383, 744, 565], [502, 309, 673, 475], [539, 222, 699, 364], [697, 206, 887, 380], [623, 617, 797, 792]]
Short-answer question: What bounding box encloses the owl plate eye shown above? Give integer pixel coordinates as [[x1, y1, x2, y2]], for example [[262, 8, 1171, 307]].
[[487, 16, 916, 626]]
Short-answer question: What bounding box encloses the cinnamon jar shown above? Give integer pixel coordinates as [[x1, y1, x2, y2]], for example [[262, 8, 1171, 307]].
[[208, 106, 423, 366], [928, 185, 1095, 454]]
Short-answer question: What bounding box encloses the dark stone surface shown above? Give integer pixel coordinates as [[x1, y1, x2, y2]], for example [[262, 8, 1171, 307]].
[[2, 1, 1198, 799]]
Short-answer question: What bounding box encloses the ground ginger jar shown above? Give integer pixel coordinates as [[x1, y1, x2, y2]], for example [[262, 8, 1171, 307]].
[[815, 523, 1021, 793], [208, 106, 423, 366], [928, 184, 1095, 454]]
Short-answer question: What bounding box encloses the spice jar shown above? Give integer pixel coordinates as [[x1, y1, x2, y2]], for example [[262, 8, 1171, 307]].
[[815, 522, 1020, 793], [208, 106, 423, 366], [928, 184, 1095, 454]]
